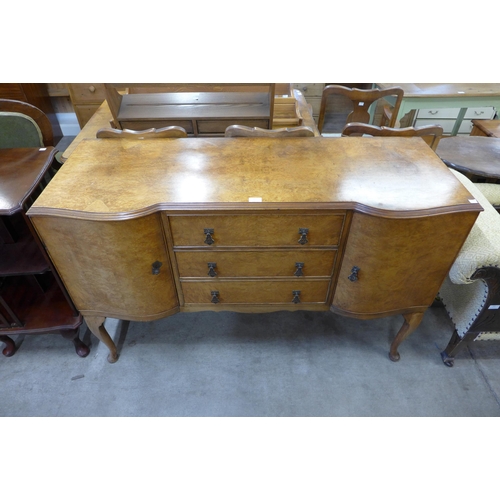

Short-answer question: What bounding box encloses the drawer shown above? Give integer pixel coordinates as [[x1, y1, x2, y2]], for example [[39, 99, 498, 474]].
[[175, 250, 337, 278], [169, 214, 345, 247], [458, 119, 474, 135], [73, 104, 102, 128], [182, 280, 330, 304], [292, 83, 325, 97], [197, 119, 269, 134], [304, 97, 322, 115], [416, 108, 460, 119], [414, 118, 456, 134], [464, 107, 496, 119], [68, 83, 106, 104]]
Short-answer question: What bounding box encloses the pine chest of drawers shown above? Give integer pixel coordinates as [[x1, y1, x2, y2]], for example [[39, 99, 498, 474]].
[[28, 137, 482, 364]]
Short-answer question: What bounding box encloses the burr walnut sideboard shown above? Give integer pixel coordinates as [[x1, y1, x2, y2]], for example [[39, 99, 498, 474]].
[[27, 137, 482, 363]]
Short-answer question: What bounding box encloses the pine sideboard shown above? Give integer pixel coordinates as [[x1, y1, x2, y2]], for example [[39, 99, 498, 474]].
[[27, 137, 482, 363]]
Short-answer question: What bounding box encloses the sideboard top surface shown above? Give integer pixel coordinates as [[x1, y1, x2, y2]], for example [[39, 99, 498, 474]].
[[28, 137, 481, 219]]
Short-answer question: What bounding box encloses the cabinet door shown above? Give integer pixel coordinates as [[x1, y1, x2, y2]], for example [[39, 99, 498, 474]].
[[332, 211, 477, 318], [31, 213, 178, 319]]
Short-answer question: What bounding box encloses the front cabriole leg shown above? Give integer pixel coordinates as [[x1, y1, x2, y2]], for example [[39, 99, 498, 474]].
[[85, 315, 118, 363], [389, 312, 424, 362]]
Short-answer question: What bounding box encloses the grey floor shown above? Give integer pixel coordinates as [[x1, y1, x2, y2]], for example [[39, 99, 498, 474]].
[[1, 304, 500, 416]]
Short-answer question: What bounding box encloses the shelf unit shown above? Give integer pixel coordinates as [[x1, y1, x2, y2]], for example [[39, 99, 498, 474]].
[[0, 147, 88, 358]]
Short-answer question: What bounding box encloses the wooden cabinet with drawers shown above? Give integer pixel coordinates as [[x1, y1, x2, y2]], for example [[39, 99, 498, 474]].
[[28, 137, 481, 364], [67, 83, 107, 129]]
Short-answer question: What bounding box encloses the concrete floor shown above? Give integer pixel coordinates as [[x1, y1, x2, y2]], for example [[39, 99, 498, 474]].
[[1, 304, 500, 416]]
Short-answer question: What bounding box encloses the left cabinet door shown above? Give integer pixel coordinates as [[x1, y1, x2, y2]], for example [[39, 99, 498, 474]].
[[30, 213, 178, 320]]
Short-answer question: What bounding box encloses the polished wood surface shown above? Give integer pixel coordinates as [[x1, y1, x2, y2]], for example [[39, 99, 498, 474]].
[[0, 148, 56, 214], [32, 137, 478, 218], [436, 136, 500, 180], [28, 137, 481, 363], [470, 119, 500, 137]]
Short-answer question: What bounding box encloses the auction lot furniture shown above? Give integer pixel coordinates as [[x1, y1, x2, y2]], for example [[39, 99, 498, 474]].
[[0, 147, 87, 357], [376, 84, 500, 135], [104, 83, 276, 136], [470, 119, 500, 137], [28, 137, 481, 363], [439, 169, 500, 366]]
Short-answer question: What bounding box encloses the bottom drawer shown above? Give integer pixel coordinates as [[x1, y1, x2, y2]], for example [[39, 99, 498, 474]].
[[120, 120, 194, 133], [197, 119, 269, 134], [182, 280, 330, 305]]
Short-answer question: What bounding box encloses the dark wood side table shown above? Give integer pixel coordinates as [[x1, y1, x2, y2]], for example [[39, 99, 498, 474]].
[[436, 136, 500, 182], [470, 119, 500, 137], [0, 147, 88, 358]]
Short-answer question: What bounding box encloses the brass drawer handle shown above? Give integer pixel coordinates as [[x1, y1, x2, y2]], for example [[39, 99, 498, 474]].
[[207, 262, 217, 277], [151, 261, 163, 275], [292, 290, 301, 304], [204, 228, 215, 245], [348, 266, 360, 282], [298, 228, 309, 245], [294, 262, 304, 276], [211, 291, 220, 303]]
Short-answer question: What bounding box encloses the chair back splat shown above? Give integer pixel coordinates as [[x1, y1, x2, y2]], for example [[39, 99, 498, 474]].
[[318, 85, 404, 134]]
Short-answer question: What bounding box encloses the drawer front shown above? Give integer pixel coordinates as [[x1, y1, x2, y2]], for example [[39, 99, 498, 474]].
[[68, 83, 106, 103], [176, 250, 337, 278], [464, 107, 496, 119], [169, 214, 345, 247], [197, 119, 269, 134], [120, 120, 195, 133], [416, 108, 460, 119], [182, 280, 330, 304], [304, 96, 322, 115], [74, 104, 102, 128], [292, 83, 325, 97], [414, 118, 456, 134], [458, 119, 474, 135]]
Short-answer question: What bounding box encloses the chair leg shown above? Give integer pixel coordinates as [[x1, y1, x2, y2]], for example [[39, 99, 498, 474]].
[[0, 334, 17, 357], [441, 330, 477, 367]]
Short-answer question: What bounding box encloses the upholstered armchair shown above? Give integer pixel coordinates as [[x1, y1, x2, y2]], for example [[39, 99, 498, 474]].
[[439, 169, 500, 366]]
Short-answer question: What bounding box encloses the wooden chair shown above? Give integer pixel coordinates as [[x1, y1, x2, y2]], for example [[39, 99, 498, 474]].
[[318, 85, 404, 135], [0, 98, 54, 148], [341, 123, 444, 151], [224, 124, 315, 138], [96, 126, 188, 139]]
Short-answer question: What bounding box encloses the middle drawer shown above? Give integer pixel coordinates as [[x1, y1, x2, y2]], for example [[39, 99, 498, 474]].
[[175, 249, 337, 278], [169, 214, 345, 247]]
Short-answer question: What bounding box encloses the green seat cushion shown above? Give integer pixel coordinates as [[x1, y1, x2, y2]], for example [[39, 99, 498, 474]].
[[0, 112, 44, 148]]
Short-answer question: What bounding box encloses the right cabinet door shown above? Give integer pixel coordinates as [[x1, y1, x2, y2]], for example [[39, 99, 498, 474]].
[[331, 211, 477, 318]]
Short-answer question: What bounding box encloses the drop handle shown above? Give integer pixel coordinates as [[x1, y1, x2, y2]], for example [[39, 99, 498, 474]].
[[348, 266, 360, 282], [204, 228, 215, 245], [152, 261, 163, 275], [211, 291, 220, 303], [292, 290, 301, 304], [294, 262, 304, 277], [207, 262, 217, 277], [298, 228, 309, 245]]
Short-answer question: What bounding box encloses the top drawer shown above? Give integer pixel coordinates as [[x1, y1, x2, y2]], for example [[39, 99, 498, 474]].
[[168, 214, 345, 247], [416, 108, 460, 119], [68, 83, 106, 103], [464, 106, 495, 119], [292, 83, 325, 97]]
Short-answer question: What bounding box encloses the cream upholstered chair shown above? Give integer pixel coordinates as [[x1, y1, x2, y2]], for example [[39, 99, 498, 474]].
[[438, 169, 500, 366], [474, 183, 500, 212], [341, 123, 443, 151], [96, 126, 188, 139], [225, 124, 315, 137]]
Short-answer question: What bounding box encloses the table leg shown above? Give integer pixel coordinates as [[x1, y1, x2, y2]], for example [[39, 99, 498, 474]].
[[0, 335, 16, 357], [85, 315, 118, 363], [389, 312, 424, 362]]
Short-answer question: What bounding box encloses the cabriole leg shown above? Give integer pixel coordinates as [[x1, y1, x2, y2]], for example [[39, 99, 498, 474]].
[[0, 335, 16, 357], [389, 312, 424, 362], [85, 316, 118, 363]]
